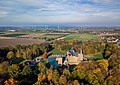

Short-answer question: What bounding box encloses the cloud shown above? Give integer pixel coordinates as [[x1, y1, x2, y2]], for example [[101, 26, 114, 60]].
[[0, 0, 120, 25], [0, 10, 8, 15], [0, 10, 8, 17], [90, 0, 120, 4], [79, 4, 99, 12]]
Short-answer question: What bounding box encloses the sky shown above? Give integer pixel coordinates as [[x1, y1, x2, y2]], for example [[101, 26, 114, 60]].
[[0, 0, 120, 25]]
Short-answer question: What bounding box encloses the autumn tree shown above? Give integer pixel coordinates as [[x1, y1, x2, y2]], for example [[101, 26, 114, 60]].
[[38, 61, 48, 74], [59, 75, 67, 85], [21, 65, 32, 76], [73, 80, 80, 85], [4, 78, 19, 85], [8, 64, 20, 79], [16, 51, 22, 58], [42, 52, 47, 59], [52, 70, 59, 85], [7, 51, 15, 59], [0, 61, 9, 75]]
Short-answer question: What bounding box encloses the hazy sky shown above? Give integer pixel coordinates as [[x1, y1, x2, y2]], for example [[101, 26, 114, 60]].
[[0, 0, 120, 25]]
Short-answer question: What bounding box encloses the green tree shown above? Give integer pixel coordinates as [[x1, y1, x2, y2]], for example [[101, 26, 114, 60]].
[[63, 68, 71, 79], [59, 75, 67, 85], [23, 52, 27, 60], [52, 70, 59, 85], [8, 64, 20, 79], [0, 61, 9, 75], [21, 66, 32, 75], [38, 61, 48, 74], [7, 51, 15, 59]]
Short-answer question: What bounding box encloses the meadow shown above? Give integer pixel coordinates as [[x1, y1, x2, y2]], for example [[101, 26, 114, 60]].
[[51, 48, 65, 55], [43, 33, 69, 38], [64, 33, 100, 41]]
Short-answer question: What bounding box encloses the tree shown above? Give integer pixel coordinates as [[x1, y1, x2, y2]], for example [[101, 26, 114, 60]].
[[38, 61, 48, 74], [23, 52, 27, 60], [7, 51, 15, 59], [73, 80, 80, 85], [32, 44, 40, 57], [47, 67, 53, 81], [34, 73, 47, 85], [21, 66, 32, 76], [52, 70, 59, 85], [0, 61, 9, 75], [59, 75, 67, 85], [4, 78, 19, 85], [8, 64, 20, 79], [97, 59, 108, 72], [63, 68, 71, 79], [42, 52, 47, 59], [16, 51, 22, 58]]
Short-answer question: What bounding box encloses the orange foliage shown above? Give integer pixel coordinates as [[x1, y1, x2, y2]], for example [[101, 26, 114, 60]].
[[98, 59, 108, 71], [4, 78, 19, 85], [42, 52, 47, 59], [93, 68, 101, 73]]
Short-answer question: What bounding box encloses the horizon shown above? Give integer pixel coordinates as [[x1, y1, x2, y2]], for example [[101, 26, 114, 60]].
[[0, 24, 120, 28]]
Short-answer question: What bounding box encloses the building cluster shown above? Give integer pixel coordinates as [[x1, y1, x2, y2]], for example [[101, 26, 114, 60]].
[[101, 36, 120, 43], [26, 47, 84, 69], [47, 47, 84, 69]]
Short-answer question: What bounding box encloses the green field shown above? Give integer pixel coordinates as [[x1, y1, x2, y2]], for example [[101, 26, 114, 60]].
[[86, 53, 103, 60], [94, 54, 103, 60], [64, 33, 100, 41], [51, 48, 65, 55], [0, 32, 5, 35], [45, 33, 67, 36], [44, 33, 69, 38], [2, 33, 27, 37]]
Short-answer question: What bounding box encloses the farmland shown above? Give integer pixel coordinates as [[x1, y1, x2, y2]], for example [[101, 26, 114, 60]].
[[0, 32, 100, 41], [44, 33, 69, 37], [1, 33, 27, 37], [18, 33, 69, 39], [19, 33, 43, 38], [0, 32, 101, 47], [64, 33, 100, 41], [0, 32, 69, 47], [0, 38, 45, 47]]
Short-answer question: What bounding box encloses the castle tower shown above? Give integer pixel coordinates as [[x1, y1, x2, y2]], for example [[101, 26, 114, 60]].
[[80, 45, 83, 54], [78, 46, 83, 61]]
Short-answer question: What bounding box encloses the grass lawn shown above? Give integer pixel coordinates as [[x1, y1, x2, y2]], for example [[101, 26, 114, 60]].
[[45, 33, 67, 36], [85, 53, 103, 60], [51, 48, 65, 55], [94, 54, 103, 60], [44, 33, 69, 38], [64, 33, 100, 41]]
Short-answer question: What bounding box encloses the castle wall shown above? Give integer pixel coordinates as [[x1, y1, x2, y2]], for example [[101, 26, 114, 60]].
[[56, 57, 63, 65]]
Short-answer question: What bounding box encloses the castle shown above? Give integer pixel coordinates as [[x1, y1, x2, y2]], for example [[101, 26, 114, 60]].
[[63, 47, 83, 65], [34, 47, 84, 69]]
